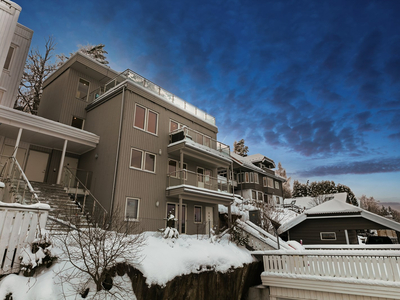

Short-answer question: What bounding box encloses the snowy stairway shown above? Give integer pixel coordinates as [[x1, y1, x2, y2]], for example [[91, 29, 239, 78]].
[[237, 220, 292, 251], [30, 182, 90, 233]]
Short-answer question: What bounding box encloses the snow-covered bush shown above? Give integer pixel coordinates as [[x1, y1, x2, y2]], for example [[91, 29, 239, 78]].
[[163, 227, 179, 239], [229, 223, 249, 246]]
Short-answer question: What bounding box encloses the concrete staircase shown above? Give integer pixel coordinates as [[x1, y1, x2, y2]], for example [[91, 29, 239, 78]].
[[30, 182, 90, 233]]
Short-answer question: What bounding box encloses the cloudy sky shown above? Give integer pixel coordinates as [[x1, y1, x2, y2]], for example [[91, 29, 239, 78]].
[[16, 0, 400, 202]]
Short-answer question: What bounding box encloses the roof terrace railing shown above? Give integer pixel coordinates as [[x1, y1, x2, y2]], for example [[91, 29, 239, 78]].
[[88, 69, 216, 125]]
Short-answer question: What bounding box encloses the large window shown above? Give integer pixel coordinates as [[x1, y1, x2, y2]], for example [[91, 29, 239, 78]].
[[134, 104, 158, 135], [125, 198, 139, 221], [194, 206, 202, 223], [267, 177, 274, 188], [76, 78, 90, 101], [3, 46, 15, 71], [254, 173, 259, 184], [275, 181, 280, 189], [320, 232, 336, 240], [168, 159, 187, 178], [130, 148, 156, 173]]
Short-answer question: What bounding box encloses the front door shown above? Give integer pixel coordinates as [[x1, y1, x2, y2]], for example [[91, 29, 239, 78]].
[[167, 203, 187, 234], [205, 206, 214, 235], [24, 150, 49, 182]]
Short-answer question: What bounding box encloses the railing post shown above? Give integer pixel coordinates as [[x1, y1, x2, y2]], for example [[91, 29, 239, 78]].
[[74, 181, 79, 203], [82, 192, 87, 213]]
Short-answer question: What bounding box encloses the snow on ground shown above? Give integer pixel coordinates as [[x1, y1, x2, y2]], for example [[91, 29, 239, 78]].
[[0, 231, 254, 299]]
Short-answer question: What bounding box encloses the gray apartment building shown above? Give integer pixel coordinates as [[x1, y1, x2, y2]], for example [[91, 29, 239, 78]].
[[26, 52, 232, 234]]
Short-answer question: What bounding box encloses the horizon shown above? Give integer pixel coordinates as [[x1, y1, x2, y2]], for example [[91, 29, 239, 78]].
[[15, 0, 400, 203]]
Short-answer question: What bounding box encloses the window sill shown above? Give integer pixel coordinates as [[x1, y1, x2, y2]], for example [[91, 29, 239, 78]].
[[129, 166, 156, 174], [133, 125, 158, 137]]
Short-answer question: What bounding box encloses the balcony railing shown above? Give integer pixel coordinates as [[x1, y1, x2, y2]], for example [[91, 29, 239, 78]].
[[88, 69, 216, 125], [263, 250, 400, 283], [167, 170, 231, 194], [169, 127, 230, 157]]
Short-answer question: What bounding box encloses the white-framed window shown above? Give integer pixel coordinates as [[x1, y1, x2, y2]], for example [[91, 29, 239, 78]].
[[251, 190, 257, 200], [249, 172, 254, 183], [320, 232, 337, 240], [125, 197, 139, 221], [263, 177, 267, 187], [267, 177, 274, 188], [245, 172, 249, 183], [275, 181, 280, 189], [134, 104, 159, 135], [170, 119, 182, 132], [168, 159, 187, 179], [254, 173, 259, 184], [76, 78, 90, 101], [3, 45, 16, 71], [194, 205, 202, 223], [130, 148, 156, 173], [257, 191, 263, 201]]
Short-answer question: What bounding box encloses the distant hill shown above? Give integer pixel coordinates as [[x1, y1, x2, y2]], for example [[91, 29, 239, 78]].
[[380, 202, 400, 212]]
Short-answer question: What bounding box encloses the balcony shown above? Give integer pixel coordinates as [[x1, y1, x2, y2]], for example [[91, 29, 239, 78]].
[[261, 250, 400, 299], [88, 69, 216, 125], [166, 170, 233, 205]]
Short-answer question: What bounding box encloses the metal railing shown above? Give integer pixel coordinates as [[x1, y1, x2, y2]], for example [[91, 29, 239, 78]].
[[167, 170, 231, 193], [0, 156, 39, 204], [61, 166, 107, 224], [88, 69, 216, 125], [169, 127, 230, 156]]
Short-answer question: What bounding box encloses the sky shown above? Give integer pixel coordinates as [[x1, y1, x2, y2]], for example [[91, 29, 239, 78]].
[[14, 0, 400, 203]]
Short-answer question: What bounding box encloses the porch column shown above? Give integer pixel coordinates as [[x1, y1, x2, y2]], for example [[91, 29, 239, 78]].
[[344, 229, 350, 244], [12, 128, 23, 158], [178, 195, 183, 234], [180, 150, 184, 183], [56, 139, 68, 185]]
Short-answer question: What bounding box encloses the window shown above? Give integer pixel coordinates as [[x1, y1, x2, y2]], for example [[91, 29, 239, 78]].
[[134, 104, 158, 135], [168, 159, 187, 178], [167, 203, 187, 233], [320, 232, 337, 240], [249, 172, 254, 183], [275, 181, 280, 189], [245, 172, 249, 183], [3, 46, 15, 71], [257, 191, 263, 201], [71, 116, 84, 129], [264, 194, 269, 203], [255, 173, 259, 184], [76, 78, 90, 101], [263, 177, 267, 187], [194, 206, 202, 223], [251, 190, 256, 199], [170, 120, 180, 132], [125, 198, 139, 221], [267, 177, 274, 188], [130, 148, 156, 173]]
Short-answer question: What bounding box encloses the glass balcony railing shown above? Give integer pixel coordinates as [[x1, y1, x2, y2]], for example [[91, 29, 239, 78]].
[[167, 170, 231, 193], [88, 69, 216, 125], [169, 127, 230, 157]]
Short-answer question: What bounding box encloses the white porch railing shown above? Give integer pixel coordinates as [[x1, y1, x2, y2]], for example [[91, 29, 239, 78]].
[[0, 203, 50, 275], [263, 250, 400, 282]]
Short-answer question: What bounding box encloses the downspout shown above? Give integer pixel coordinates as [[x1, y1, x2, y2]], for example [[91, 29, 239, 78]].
[[110, 84, 126, 223]]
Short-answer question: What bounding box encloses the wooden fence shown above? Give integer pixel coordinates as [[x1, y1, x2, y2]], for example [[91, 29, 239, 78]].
[[263, 250, 400, 282], [0, 203, 50, 275]]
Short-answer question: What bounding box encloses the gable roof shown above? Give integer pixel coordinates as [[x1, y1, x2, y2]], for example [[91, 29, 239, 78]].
[[278, 199, 400, 234], [285, 193, 348, 210]]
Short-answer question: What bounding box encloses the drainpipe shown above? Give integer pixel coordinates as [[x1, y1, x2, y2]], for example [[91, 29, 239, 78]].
[[13, 128, 23, 158], [110, 85, 126, 223]]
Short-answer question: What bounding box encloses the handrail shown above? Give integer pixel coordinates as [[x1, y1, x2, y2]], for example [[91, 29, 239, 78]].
[[62, 166, 107, 220], [0, 156, 39, 204]]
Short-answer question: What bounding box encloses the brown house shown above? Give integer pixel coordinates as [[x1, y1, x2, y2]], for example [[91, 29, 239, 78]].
[[278, 199, 400, 244]]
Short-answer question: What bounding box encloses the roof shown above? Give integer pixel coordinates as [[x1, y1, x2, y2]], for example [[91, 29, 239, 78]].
[[246, 154, 276, 168], [278, 199, 400, 234], [285, 193, 348, 210]]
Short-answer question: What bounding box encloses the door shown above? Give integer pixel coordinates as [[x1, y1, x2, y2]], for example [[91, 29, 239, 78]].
[[63, 156, 79, 186], [197, 167, 204, 188], [24, 150, 49, 182], [205, 206, 214, 235], [166, 203, 187, 234], [0, 145, 26, 169]]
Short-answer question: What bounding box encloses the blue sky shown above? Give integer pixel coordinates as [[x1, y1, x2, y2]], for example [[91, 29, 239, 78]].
[[16, 0, 400, 202]]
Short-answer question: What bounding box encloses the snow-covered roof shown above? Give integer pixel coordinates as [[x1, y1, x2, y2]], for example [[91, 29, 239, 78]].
[[284, 192, 348, 210], [278, 199, 400, 234], [246, 154, 275, 168]]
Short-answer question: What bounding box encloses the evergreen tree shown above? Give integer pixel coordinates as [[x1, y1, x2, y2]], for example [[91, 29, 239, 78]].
[[78, 44, 109, 65], [233, 139, 249, 157]]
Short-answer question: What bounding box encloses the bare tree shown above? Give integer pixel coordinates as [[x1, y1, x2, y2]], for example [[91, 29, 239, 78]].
[[359, 195, 381, 215], [233, 139, 249, 157], [275, 162, 292, 198], [55, 207, 145, 299], [14, 37, 58, 114]]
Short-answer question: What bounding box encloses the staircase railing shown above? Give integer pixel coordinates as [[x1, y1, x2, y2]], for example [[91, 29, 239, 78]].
[[61, 166, 107, 224], [0, 156, 39, 204]]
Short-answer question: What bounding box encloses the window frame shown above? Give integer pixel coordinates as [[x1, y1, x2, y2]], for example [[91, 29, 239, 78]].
[[129, 148, 156, 173], [194, 205, 202, 223], [71, 116, 85, 129], [3, 45, 16, 71], [267, 177, 274, 188], [263, 177, 267, 187], [169, 119, 181, 132], [254, 173, 259, 184], [168, 159, 187, 179], [249, 172, 254, 183], [75, 78, 90, 101], [134, 104, 159, 135], [125, 197, 140, 221], [275, 181, 280, 189], [251, 190, 257, 200], [320, 232, 337, 240], [166, 202, 187, 233], [257, 191, 263, 201]]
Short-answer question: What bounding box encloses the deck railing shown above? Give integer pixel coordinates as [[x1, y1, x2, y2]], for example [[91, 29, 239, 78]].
[[88, 69, 216, 125], [0, 156, 39, 204], [61, 166, 107, 224], [167, 170, 231, 193], [169, 127, 230, 156], [263, 250, 400, 282]]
